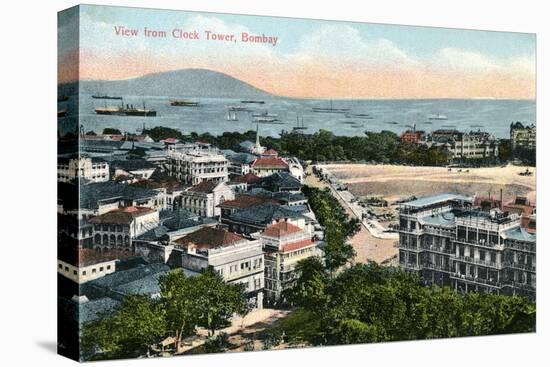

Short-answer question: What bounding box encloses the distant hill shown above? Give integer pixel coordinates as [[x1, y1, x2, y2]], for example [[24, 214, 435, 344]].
[[78, 69, 274, 99]]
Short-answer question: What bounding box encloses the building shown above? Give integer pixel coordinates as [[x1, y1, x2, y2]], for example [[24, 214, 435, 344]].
[[57, 248, 135, 284], [172, 226, 265, 308], [58, 155, 109, 183], [222, 150, 256, 176], [285, 157, 305, 183], [255, 172, 303, 193], [510, 122, 536, 151], [90, 206, 160, 251], [251, 156, 289, 177], [427, 129, 499, 160], [221, 202, 314, 235], [111, 159, 157, 181], [226, 172, 261, 193], [167, 143, 229, 185], [398, 193, 536, 299], [260, 221, 322, 303], [180, 180, 235, 218], [400, 125, 426, 144]]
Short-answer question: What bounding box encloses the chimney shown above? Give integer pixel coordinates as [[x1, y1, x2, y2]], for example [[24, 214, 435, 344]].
[[500, 189, 503, 210]]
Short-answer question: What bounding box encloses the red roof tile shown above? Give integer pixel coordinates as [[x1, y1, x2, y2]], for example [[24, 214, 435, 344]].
[[174, 227, 244, 249], [281, 239, 315, 253], [188, 180, 219, 193], [90, 206, 155, 225], [229, 173, 261, 184], [252, 157, 288, 169], [219, 194, 277, 209], [262, 221, 303, 238]]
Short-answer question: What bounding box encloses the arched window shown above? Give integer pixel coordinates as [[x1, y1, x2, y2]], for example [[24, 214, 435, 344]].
[[110, 235, 116, 246], [117, 235, 123, 246], [94, 234, 101, 244], [124, 236, 130, 246], [102, 234, 108, 245]]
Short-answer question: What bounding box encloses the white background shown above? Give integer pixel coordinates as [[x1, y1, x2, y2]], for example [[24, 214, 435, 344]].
[[0, 0, 547, 365]]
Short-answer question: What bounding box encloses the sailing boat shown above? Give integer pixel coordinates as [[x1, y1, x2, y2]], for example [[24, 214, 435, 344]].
[[292, 116, 307, 132], [225, 109, 238, 121], [312, 100, 350, 113]]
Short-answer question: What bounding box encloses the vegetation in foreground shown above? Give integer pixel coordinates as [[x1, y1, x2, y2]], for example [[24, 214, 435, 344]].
[[81, 268, 248, 360]]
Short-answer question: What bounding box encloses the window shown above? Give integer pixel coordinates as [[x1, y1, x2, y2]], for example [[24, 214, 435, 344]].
[[99, 267, 104, 272], [82, 271, 87, 276], [65, 266, 69, 272], [73, 270, 77, 275], [58, 264, 62, 269], [92, 268, 96, 273], [107, 265, 111, 270]]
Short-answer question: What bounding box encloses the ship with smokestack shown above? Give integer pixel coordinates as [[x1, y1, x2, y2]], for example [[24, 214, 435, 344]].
[[95, 100, 157, 117]]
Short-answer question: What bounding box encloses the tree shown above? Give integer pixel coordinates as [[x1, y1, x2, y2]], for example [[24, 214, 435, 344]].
[[291, 257, 329, 311], [192, 267, 247, 336], [82, 295, 166, 359], [323, 225, 355, 273], [159, 269, 195, 349], [102, 127, 122, 135]]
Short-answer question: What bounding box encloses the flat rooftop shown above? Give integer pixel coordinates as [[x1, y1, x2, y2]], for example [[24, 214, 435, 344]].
[[403, 193, 473, 208]]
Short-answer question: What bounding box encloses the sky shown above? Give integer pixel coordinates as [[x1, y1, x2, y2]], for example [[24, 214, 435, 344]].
[[58, 5, 536, 99]]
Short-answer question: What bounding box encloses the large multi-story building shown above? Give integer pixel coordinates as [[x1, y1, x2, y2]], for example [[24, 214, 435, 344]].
[[398, 193, 536, 299], [58, 155, 109, 183], [172, 226, 265, 308], [510, 122, 536, 151], [90, 206, 160, 251], [426, 129, 499, 160], [259, 221, 322, 303], [167, 143, 228, 185], [180, 181, 235, 218]]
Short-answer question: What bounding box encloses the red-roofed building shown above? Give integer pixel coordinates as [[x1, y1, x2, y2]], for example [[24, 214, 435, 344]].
[[90, 206, 159, 250], [262, 148, 278, 157], [260, 220, 322, 304], [172, 226, 265, 308], [251, 156, 289, 177], [227, 172, 261, 192]]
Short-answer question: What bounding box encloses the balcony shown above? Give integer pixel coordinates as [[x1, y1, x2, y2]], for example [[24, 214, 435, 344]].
[[503, 261, 536, 272], [450, 272, 501, 288], [454, 255, 502, 269]]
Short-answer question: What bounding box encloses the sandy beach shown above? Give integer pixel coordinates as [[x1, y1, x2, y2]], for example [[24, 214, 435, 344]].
[[320, 163, 536, 204]]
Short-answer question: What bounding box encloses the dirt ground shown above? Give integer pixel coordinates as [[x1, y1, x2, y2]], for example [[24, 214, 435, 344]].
[[305, 169, 398, 265], [321, 163, 536, 204]]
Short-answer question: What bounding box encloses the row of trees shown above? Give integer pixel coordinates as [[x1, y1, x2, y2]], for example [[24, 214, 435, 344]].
[[287, 260, 536, 345], [301, 186, 360, 274], [81, 268, 248, 360]]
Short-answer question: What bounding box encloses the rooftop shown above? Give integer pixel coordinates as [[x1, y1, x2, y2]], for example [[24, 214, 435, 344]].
[[187, 180, 221, 194], [252, 156, 288, 169], [228, 202, 304, 225], [281, 239, 316, 253], [79, 181, 158, 210], [219, 194, 277, 209], [228, 173, 261, 184], [174, 227, 245, 249], [262, 221, 303, 238], [502, 226, 536, 243], [402, 193, 473, 208], [90, 206, 155, 225]]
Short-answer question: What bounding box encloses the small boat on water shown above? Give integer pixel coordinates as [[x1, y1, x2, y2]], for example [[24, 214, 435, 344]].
[[225, 110, 238, 121], [254, 116, 281, 124], [57, 95, 69, 102], [252, 111, 278, 118], [226, 105, 249, 112], [241, 100, 264, 104], [292, 117, 308, 132], [427, 113, 448, 120], [312, 100, 350, 113], [170, 99, 200, 107], [92, 94, 123, 100], [345, 113, 373, 119], [57, 108, 67, 117], [95, 101, 157, 117], [385, 121, 399, 125]]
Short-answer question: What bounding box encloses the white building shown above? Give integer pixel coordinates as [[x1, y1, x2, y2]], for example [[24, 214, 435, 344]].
[[427, 130, 499, 160], [167, 143, 228, 185], [90, 206, 160, 250], [173, 226, 265, 308], [180, 181, 235, 218], [58, 155, 109, 183], [57, 248, 133, 284], [259, 221, 322, 303]]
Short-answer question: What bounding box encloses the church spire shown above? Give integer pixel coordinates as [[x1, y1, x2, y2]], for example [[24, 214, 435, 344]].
[[255, 123, 260, 148]]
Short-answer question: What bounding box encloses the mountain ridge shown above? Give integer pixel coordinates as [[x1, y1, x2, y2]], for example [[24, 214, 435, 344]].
[[77, 68, 274, 99]]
